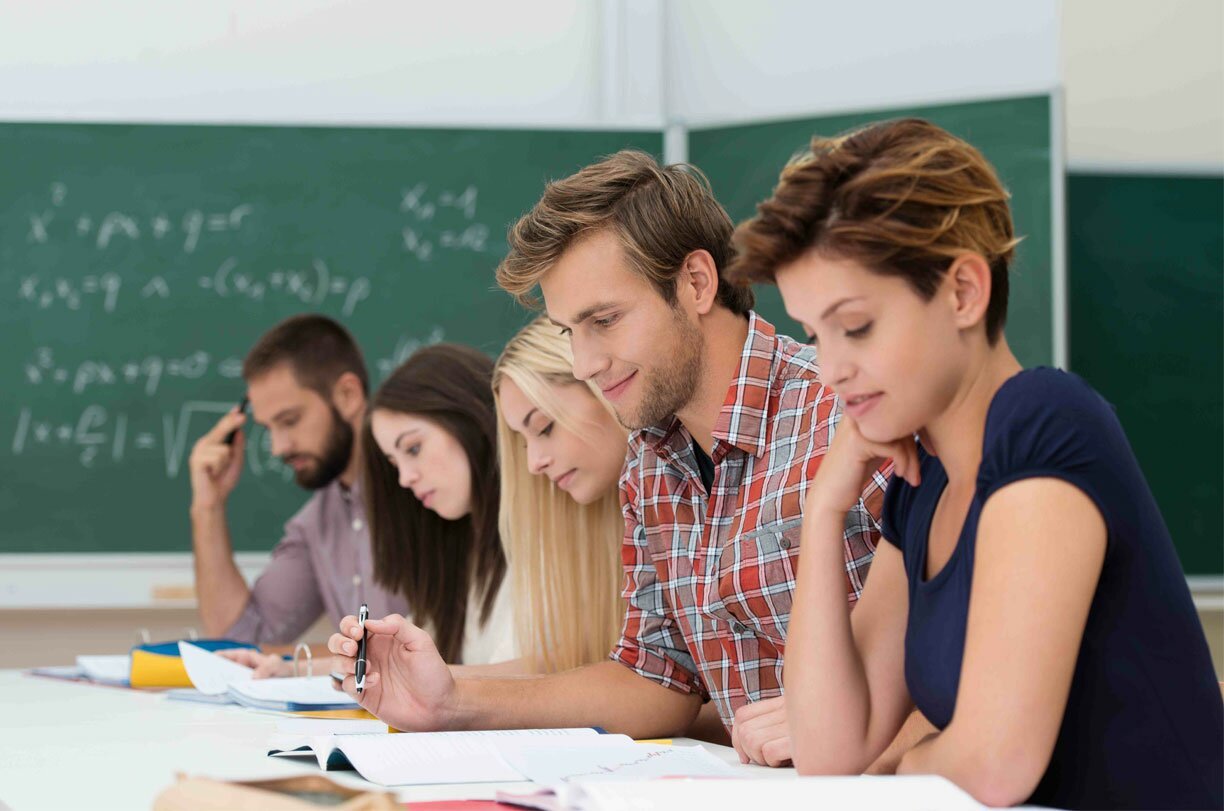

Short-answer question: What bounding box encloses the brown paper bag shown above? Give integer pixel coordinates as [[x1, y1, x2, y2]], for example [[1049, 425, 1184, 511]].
[[152, 773, 401, 811]]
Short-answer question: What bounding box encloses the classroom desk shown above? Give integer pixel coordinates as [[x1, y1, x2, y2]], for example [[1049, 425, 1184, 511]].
[[0, 670, 792, 810]]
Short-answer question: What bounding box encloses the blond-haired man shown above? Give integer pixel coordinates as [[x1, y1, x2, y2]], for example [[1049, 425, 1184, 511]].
[[329, 152, 886, 765]]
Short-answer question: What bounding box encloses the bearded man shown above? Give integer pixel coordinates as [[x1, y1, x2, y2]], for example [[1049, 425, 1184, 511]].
[[189, 314, 408, 645]]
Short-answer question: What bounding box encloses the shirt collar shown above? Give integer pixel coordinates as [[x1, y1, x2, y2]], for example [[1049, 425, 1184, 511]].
[[641, 311, 778, 459], [336, 473, 363, 504]]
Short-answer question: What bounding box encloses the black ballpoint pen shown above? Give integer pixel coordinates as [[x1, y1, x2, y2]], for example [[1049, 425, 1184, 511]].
[[355, 603, 369, 694]]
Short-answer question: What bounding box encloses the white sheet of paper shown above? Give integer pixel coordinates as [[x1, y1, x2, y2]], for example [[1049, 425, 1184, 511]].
[[178, 641, 253, 695], [274, 717, 387, 735], [570, 775, 985, 811], [337, 728, 598, 786], [229, 675, 358, 708], [75, 655, 130, 684], [498, 740, 733, 787], [269, 728, 601, 786]]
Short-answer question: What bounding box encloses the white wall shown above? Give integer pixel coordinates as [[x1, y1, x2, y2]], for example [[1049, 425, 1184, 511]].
[[0, 0, 664, 127], [4, 0, 1218, 157], [1063, 0, 1224, 170], [665, 0, 1060, 127]]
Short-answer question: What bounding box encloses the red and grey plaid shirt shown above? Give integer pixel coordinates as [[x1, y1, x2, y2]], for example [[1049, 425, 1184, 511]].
[[611, 312, 887, 729]]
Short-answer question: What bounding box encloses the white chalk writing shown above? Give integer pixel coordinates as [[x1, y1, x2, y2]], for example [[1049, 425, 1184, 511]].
[[24, 182, 253, 254], [19, 328, 442, 406], [11, 401, 291, 479], [22, 348, 237, 396]]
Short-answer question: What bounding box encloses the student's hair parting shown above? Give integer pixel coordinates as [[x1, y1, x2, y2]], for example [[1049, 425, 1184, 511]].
[[491, 317, 626, 674], [727, 118, 1021, 342], [361, 343, 506, 664], [497, 149, 754, 316]]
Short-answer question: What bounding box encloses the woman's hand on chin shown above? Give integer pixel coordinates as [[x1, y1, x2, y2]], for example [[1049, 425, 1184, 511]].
[[809, 416, 920, 518]]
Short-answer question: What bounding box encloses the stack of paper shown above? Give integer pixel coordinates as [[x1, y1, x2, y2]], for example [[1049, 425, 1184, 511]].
[[228, 676, 358, 712], [30, 655, 130, 687], [27, 664, 85, 682], [76, 655, 131, 685]]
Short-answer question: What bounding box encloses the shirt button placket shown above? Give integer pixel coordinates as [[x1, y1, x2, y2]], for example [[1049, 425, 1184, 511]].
[[351, 511, 365, 603]]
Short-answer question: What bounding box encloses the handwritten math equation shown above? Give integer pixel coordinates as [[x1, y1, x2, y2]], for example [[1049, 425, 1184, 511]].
[[399, 183, 490, 262], [9, 329, 446, 477], [10, 401, 292, 478], [18, 257, 371, 317], [26, 181, 252, 254], [23, 347, 239, 397], [16, 181, 494, 315]]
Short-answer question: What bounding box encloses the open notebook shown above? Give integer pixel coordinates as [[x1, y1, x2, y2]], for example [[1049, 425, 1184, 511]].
[[494, 737, 732, 786], [268, 728, 605, 786], [171, 641, 357, 712]]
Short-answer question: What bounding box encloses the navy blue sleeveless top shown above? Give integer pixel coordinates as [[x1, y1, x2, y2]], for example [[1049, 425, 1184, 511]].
[[881, 368, 1222, 810]]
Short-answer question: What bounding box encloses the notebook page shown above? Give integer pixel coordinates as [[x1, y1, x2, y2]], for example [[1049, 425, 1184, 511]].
[[333, 728, 601, 786], [267, 719, 390, 764], [266, 734, 347, 770], [178, 641, 252, 695], [498, 741, 733, 787]]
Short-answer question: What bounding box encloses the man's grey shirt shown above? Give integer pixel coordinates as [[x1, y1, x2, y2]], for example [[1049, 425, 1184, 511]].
[[225, 479, 410, 644]]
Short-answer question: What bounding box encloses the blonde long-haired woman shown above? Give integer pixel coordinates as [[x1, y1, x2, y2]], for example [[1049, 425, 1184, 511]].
[[490, 316, 628, 674], [476, 318, 728, 744]]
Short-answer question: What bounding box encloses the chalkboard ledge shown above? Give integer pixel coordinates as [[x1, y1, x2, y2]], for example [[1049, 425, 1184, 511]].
[[0, 553, 267, 609], [0, 554, 1220, 612], [1187, 575, 1224, 611]]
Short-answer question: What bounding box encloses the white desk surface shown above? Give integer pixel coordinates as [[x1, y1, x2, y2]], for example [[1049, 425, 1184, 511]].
[[0, 669, 791, 810]]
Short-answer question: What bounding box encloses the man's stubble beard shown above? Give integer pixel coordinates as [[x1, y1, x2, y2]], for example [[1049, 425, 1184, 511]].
[[618, 312, 705, 431], [289, 405, 354, 490]]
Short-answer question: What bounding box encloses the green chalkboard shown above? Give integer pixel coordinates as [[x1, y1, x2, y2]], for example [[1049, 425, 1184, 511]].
[[1068, 173, 1223, 576], [0, 122, 661, 553], [689, 95, 1055, 367]]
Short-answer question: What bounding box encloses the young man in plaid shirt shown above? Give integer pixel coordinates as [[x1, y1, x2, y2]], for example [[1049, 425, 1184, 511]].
[[327, 151, 888, 766]]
